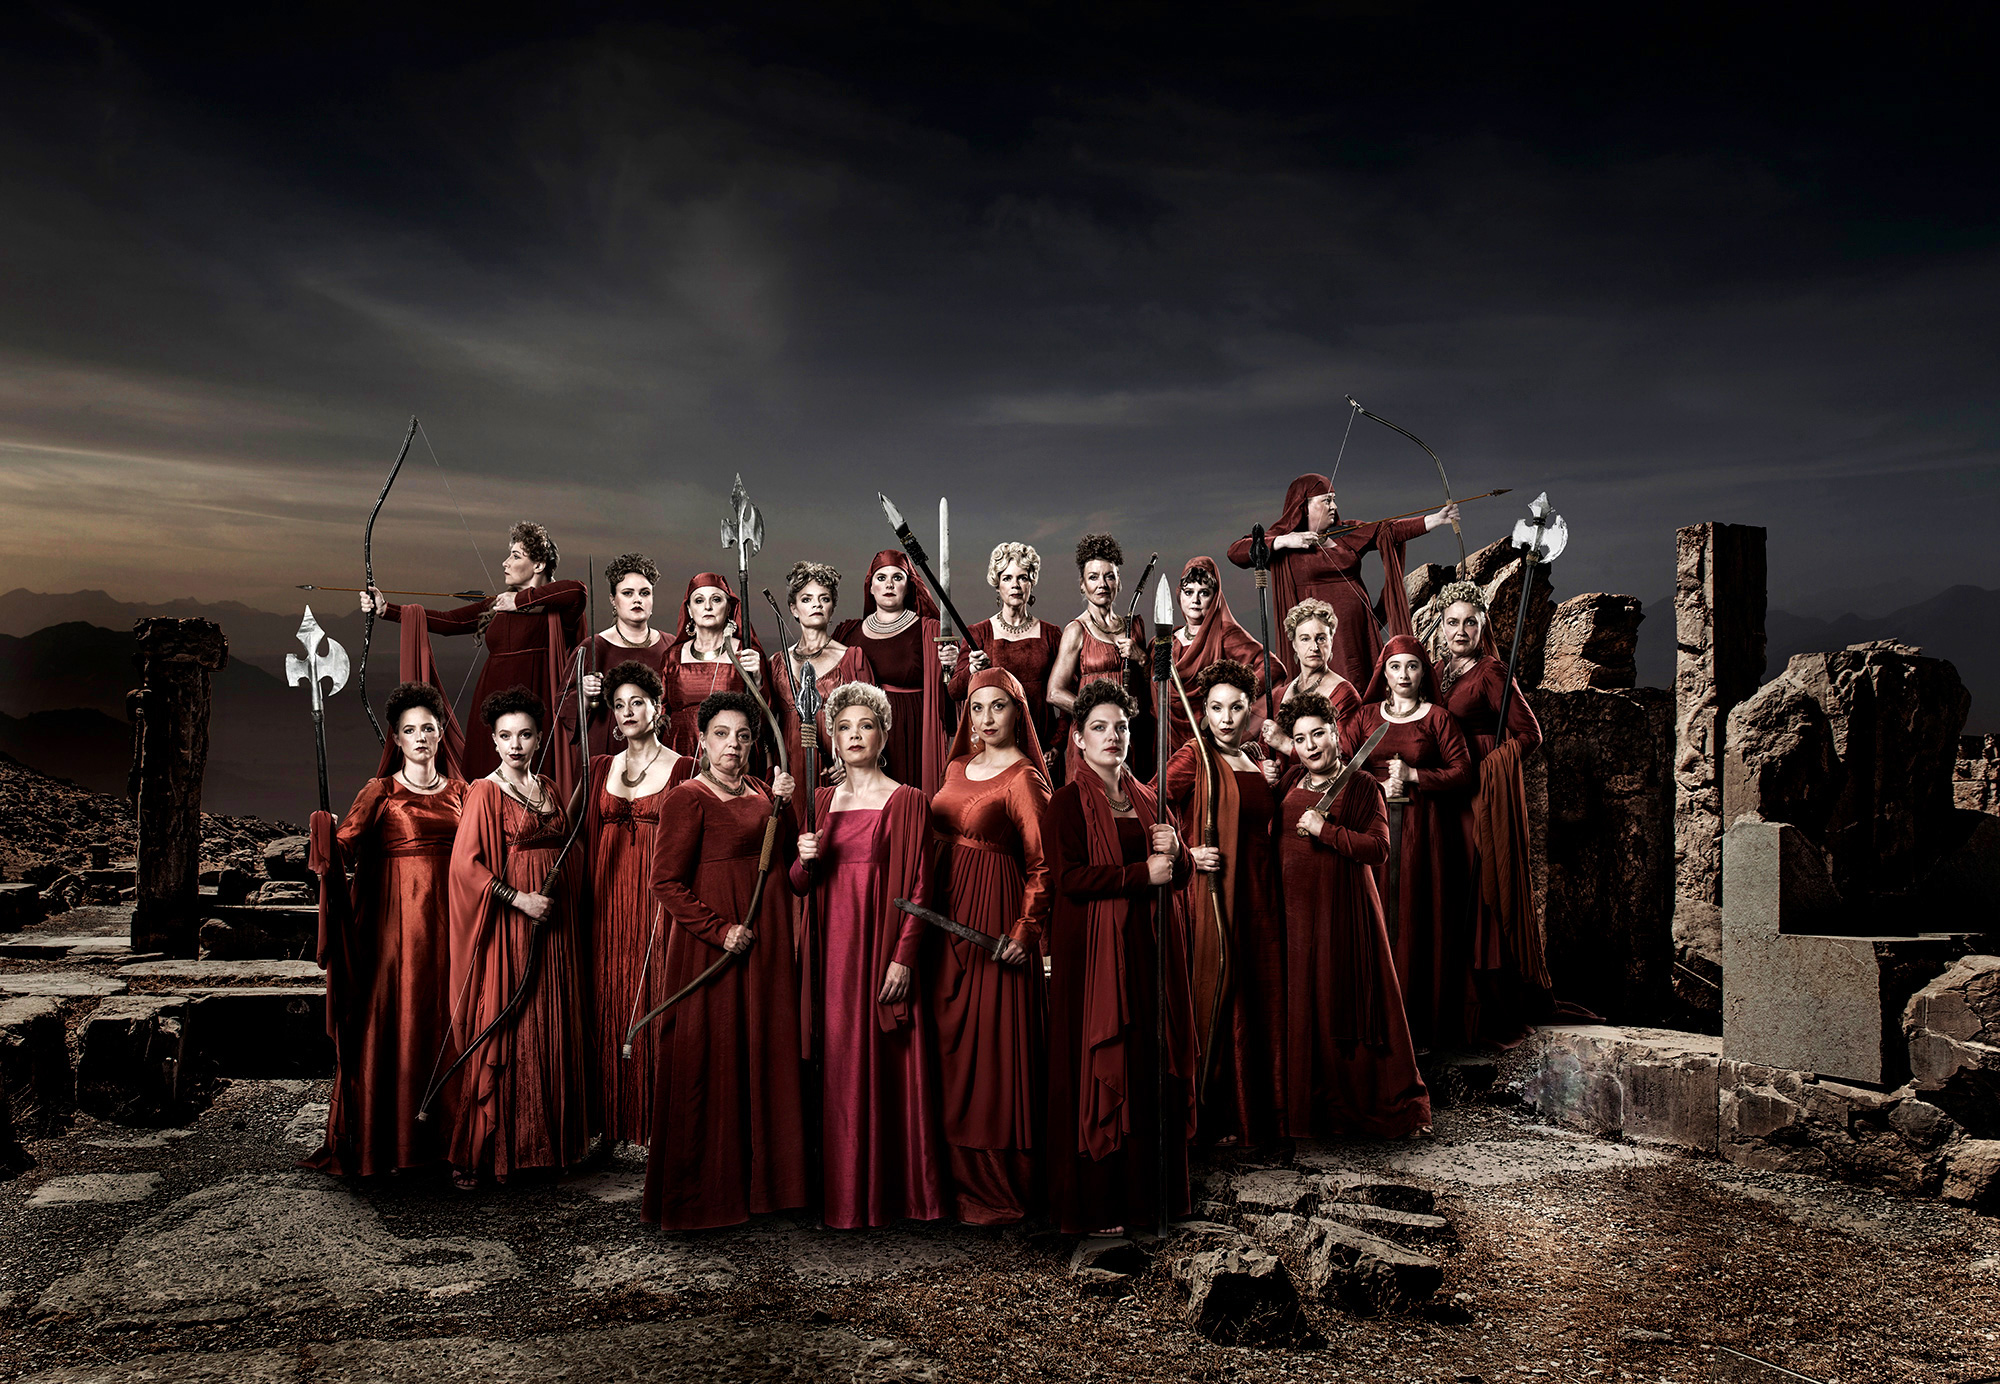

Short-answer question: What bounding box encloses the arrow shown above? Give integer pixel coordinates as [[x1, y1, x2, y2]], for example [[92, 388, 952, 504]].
[[299, 585, 487, 599]]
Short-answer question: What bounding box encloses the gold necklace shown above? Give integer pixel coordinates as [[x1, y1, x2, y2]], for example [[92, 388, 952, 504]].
[[993, 608, 1035, 636], [619, 742, 664, 788], [611, 624, 653, 648], [1082, 607, 1121, 642], [399, 763, 443, 791], [701, 770, 749, 798], [499, 773, 552, 815]]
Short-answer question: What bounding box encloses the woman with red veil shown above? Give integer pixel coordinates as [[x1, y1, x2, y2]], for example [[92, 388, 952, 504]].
[[661, 572, 765, 759], [1163, 557, 1270, 756], [834, 551, 951, 797]]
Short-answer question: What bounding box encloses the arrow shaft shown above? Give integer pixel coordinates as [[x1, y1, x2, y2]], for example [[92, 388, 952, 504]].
[[301, 585, 486, 599], [1320, 489, 1513, 541]]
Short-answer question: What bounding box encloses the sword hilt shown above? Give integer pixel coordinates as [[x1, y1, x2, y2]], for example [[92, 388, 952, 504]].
[[1254, 569, 1268, 589]]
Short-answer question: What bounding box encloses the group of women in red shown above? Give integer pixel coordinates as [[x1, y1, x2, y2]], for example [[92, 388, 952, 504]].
[[310, 478, 1548, 1237]]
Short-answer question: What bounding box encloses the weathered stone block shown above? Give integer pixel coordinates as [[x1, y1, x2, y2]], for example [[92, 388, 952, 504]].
[[1326, 1176, 1436, 1215], [1958, 735, 2000, 816], [1295, 1216, 1443, 1313], [1943, 1140, 2000, 1208], [0, 882, 45, 933], [0, 995, 75, 1128], [261, 837, 313, 884], [1905, 954, 2000, 1136], [1542, 593, 1643, 691], [1315, 1202, 1456, 1249], [76, 995, 196, 1125], [254, 880, 313, 906], [1171, 1238, 1310, 1344]]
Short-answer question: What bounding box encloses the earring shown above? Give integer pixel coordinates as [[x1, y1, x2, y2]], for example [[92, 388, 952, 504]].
[[1028, 594, 1036, 606], [612, 723, 627, 742]]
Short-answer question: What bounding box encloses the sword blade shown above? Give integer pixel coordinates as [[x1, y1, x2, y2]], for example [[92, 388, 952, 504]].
[[1315, 721, 1393, 814], [939, 496, 950, 596], [894, 898, 1004, 958]]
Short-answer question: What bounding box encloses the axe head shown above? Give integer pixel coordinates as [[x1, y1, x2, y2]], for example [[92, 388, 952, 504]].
[[286, 606, 350, 706], [720, 473, 765, 559]]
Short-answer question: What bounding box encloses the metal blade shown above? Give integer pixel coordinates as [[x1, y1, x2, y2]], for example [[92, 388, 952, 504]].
[[894, 898, 1004, 958], [1154, 571, 1174, 628], [938, 497, 950, 594], [742, 500, 765, 558], [879, 491, 905, 530], [1314, 720, 1391, 814]]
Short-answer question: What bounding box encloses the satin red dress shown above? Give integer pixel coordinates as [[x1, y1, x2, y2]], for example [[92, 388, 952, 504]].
[[645, 779, 808, 1229], [568, 632, 674, 759], [948, 620, 1064, 783], [1163, 746, 1284, 1147], [307, 777, 466, 1177], [588, 752, 695, 1146], [1228, 518, 1428, 690], [1342, 703, 1476, 1049], [1061, 618, 1136, 783], [1275, 769, 1431, 1137], [663, 651, 748, 758], [446, 778, 592, 1178], [835, 618, 947, 795], [928, 758, 1052, 1223]]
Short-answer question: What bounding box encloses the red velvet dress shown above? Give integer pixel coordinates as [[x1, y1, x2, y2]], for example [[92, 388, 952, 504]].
[[386, 582, 586, 784], [644, 779, 808, 1229], [567, 632, 674, 760], [306, 777, 466, 1177], [1060, 617, 1138, 784], [446, 778, 592, 1178], [1163, 746, 1283, 1147], [835, 617, 948, 795], [663, 650, 747, 758], [1276, 769, 1432, 1137], [948, 619, 1065, 784], [928, 758, 1052, 1223], [588, 752, 695, 1146], [1228, 518, 1428, 690], [1273, 674, 1362, 732], [1044, 774, 1195, 1235], [1342, 703, 1475, 1049], [769, 644, 877, 792], [788, 788, 947, 1228]]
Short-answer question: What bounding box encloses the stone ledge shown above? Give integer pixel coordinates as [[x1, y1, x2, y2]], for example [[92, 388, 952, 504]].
[[118, 959, 322, 987]]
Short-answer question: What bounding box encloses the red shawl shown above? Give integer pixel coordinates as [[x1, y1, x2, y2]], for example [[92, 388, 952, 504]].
[[667, 571, 766, 657], [1477, 739, 1550, 987], [946, 666, 1049, 774], [373, 604, 468, 780], [1170, 556, 1270, 743]]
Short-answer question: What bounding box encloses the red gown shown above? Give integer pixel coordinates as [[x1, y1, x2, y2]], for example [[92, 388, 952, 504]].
[[1275, 769, 1432, 1138], [644, 778, 808, 1229], [306, 776, 466, 1177], [929, 755, 1051, 1224], [1272, 674, 1362, 733], [663, 651, 748, 758], [1060, 616, 1143, 784], [565, 632, 674, 760], [1163, 744, 1283, 1147], [788, 786, 947, 1228], [1044, 771, 1195, 1235], [587, 752, 695, 1146], [947, 619, 1065, 785], [834, 617, 948, 796], [446, 778, 592, 1178], [1163, 557, 1271, 756]]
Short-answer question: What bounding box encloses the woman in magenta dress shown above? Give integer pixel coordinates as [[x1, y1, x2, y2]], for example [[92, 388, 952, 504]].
[[834, 551, 950, 797], [791, 682, 947, 1228], [1341, 635, 1475, 1051], [661, 572, 764, 759], [586, 661, 694, 1147], [928, 666, 1052, 1224], [307, 681, 467, 1178], [951, 542, 1065, 785], [1046, 533, 1148, 786], [1272, 694, 1431, 1138], [1261, 598, 1362, 761], [568, 554, 674, 761]]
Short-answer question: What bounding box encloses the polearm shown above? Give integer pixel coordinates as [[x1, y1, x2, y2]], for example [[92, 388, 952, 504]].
[[878, 492, 983, 655], [1496, 492, 1567, 734], [766, 587, 822, 1059], [284, 606, 349, 814], [1316, 489, 1513, 544], [722, 474, 765, 648], [1150, 572, 1175, 1236], [1248, 526, 1277, 722]]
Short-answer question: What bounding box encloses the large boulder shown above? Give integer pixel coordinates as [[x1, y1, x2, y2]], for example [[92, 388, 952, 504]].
[[1169, 1236, 1311, 1345], [1906, 955, 2000, 1136], [1542, 593, 1643, 691], [1295, 1216, 1443, 1313], [261, 836, 313, 883]]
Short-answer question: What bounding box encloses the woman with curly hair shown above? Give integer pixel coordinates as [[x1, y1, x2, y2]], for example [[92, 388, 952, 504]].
[[1163, 557, 1270, 757], [950, 542, 1064, 783], [306, 681, 467, 1179], [1272, 693, 1430, 1139], [790, 682, 946, 1228], [445, 686, 591, 1187], [1046, 533, 1150, 786], [769, 561, 875, 789], [833, 551, 950, 796], [364, 521, 587, 789], [661, 572, 764, 760], [1260, 599, 1362, 759], [585, 660, 695, 1147], [566, 554, 674, 760]]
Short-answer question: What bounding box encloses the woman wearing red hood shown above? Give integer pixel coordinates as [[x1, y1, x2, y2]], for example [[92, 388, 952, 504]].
[[834, 551, 952, 797], [1341, 636, 1475, 1051], [928, 667, 1052, 1224], [661, 572, 764, 760], [1163, 557, 1270, 757], [1228, 476, 1458, 690]]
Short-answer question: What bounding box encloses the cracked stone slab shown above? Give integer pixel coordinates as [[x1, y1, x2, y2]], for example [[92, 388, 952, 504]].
[[26, 1174, 162, 1207], [0, 973, 128, 999], [1377, 1132, 1667, 1187], [281, 1103, 330, 1147], [570, 1243, 738, 1293]]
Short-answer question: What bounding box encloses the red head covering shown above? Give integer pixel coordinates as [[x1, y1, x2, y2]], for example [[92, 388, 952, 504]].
[[1173, 556, 1264, 690], [669, 571, 763, 653], [858, 549, 940, 621], [947, 666, 1048, 773], [1362, 633, 1440, 705], [1269, 473, 1333, 537]]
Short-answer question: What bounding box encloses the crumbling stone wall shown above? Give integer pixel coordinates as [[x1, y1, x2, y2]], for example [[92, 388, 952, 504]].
[[1959, 735, 2000, 816]]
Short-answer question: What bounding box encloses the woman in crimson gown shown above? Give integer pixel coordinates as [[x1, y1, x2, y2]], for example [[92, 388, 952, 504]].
[[769, 562, 876, 790], [834, 551, 951, 797], [1261, 598, 1362, 761], [1272, 694, 1431, 1138], [1228, 476, 1458, 689], [306, 682, 466, 1177], [1161, 659, 1284, 1149], [661, 572, 765, 759], [568, 554, 674, 760], [586, 661, 694, 1147], [1045, 680, 1195, 1235], [951, 543, 1065, 785], [1046, 534, 1149, 786], [928, 667, 1052, 1224], [445, 687, 591, 1185], [1432, 582, 1550, 1042], [790, 682, 947, 1228], [1341, 635, 1476, 1051], [366, 520, 586, 790], [1163, 559, 1270, 756], [644, 692, 806, 1229]]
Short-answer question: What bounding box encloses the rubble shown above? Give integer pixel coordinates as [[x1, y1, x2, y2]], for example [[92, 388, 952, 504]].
[[1541, 592, 1643, 691], [1907, 955, 2000, 1136], [1293, 1216, 1444, 1313], [75, 995, 199, 1125], [1960, 734, 2000, 816], [1169, 1232, 1312, 1345]]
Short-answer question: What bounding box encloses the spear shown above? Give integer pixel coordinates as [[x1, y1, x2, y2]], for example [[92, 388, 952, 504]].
[[1151, 572, 1175, 1236]]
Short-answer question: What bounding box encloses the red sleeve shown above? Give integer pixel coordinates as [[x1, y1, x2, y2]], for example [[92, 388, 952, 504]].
[[1321, 780, 1389, 864], [1390, 514, 1431, 544], [519, 580, 587, 645], [333, 778, 390, 859], [890, 788, 930, 968], [1495, 665, 1542, 753], [386, 598, 486, 634], [1051, 788, 1151, 900], [1226, 533, 1257, 570], [651, 785, 730, 945], [1417, 708, 1475, 796], [1162, 742, 1200, 815], [1007, 767, 1054, 949]]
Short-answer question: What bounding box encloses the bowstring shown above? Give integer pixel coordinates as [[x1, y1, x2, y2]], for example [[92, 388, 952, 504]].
[[1329, 400, 1359, 484], [412, 419, 496, 722], [1328, 399, 1383, 637]]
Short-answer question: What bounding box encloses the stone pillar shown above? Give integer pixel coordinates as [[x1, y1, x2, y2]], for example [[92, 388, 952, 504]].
[[1671, 523, 1765, 1012], [1957, 735, 2000, 817], [130, 618, 228, 957]]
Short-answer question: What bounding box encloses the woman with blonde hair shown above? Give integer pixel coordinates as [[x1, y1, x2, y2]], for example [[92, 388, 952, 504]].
[[951, 542, 1064, 781]]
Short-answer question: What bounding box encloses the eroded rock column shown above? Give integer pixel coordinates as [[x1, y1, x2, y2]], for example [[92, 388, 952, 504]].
[[130, 618, 228, 957]]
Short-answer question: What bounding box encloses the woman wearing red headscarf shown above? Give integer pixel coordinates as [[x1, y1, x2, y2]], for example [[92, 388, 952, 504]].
[[1228, 476, 1458, 690], [1164, 557, 1270, 756], [1045, 680, 1195, 1235], [928, 667, 1052, 1224], [1342, 635, 1475, 1051], [661, 573, 764, 759], [951, 542, 1065, 785], [834, 551, 950, 797]]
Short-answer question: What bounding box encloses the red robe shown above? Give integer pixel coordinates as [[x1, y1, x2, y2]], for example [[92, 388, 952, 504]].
[[1060, 614, 1148, 784], [788, 785, 947, 1228], [587, 752, 695, 1146], [1164, 557, 1271, 756], [661, 572, 766, 759], [836, 550, 952, 797], [1163, 742, 1283, 1148], [644, 777, 808, 1229], [564, 632, 674, 760], [1275, 767, 1431, 1138], [1044, 769, 1195, 1235], [445, 778, 592, 1178], [1272, 673, 1362, 736], [947, 618, 1065, 785]]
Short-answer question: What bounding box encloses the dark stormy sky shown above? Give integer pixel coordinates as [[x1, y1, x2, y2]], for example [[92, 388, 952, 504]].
[[3, 4, 1997, 632]]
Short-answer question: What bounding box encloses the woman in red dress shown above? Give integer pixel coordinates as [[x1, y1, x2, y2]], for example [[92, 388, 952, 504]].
[[1341, 635, 1475, 1051], [1163, 558, 1271, 757], [952, 543, 1065, 785], [307, 682, 467, 1178], [1161, 659, 1284, 1149], [769, 561, 876, 789], [644, 692, 806, 1229], [445, 687, 591, 1186], [569, 554, 674, 761], [1261, 598, 1362, 760], [1047, 534, 1148, 785], [365, 521, 586, 791], [1228, 476, 1458, 689], [834, 552, 950, 797], [1044, 680, 1194, 1235], [1272, 694, 1431, 1138], [661, 572, 764, 759], [586, 661, 694, 1148], [1432, 583, 1550, 1041], [790, 682, 947, 1228], [928, 667, 1052, 1224]]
